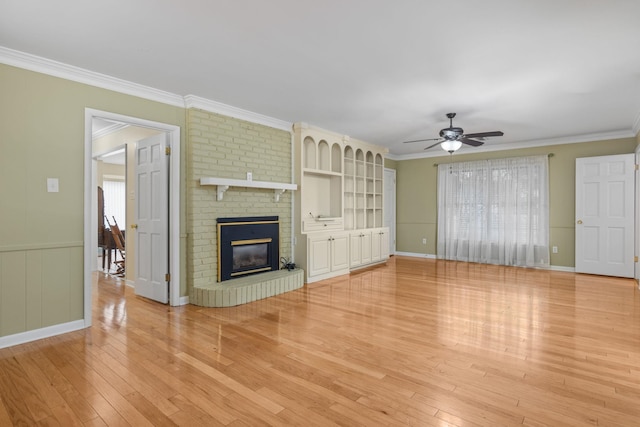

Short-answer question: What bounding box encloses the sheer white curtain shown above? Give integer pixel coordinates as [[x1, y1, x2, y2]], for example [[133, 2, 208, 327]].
[[103, 179, 126, 229], [437, 155, 549, 267]]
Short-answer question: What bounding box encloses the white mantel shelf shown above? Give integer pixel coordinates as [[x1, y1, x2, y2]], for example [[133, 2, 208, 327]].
[[200, 177, 297, 202]]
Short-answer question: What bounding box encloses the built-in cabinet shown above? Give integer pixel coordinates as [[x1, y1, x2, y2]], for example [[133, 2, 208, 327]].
[[372, 228, 390, 263], [343, 147, 384, 230], [350, 230, 372, 268], [307, 232, 350, 279], [293, 123, 390, 283]]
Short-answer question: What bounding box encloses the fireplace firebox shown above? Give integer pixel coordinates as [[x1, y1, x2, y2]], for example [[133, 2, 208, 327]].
[[217, 216, 279, 282]]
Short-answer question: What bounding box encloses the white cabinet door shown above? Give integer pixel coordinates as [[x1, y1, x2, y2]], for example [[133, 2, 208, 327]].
[[350, 232, 362, 267], [309, 232, 349, 278], [372, 228, 390, 262], [380, 228, 390, 259], [371, 230, 381, 262], [331, 234, 350, 271], [350, 230, 372, 267], [361, 231, 372, 265], [308, 235, 331, 277]]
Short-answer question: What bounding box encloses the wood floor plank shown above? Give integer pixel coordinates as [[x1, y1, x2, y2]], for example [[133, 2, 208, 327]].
[[167, 394, 225, 427], [1, 258, 639, 426], [0, 354, 50, 423], [174, 351, 284, 415], [0, 395, 15, 426]]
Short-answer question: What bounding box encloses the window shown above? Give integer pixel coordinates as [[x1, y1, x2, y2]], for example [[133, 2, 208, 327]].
[[103, 179, 126, 230], [437, 155, 549, 267]]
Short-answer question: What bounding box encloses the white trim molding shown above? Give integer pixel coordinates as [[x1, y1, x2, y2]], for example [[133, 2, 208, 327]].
[[395, 251, 437, 259], [0, 320, 86, 349], [394, 252, 576, 272], [184, 95, 292, 132], [0, 46, 294, 133], [93, 122, 129, 140], [0, 46, 185, 107]]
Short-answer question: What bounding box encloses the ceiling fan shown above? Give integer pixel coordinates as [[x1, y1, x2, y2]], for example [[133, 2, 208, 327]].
[[403, 112, 504, 153]]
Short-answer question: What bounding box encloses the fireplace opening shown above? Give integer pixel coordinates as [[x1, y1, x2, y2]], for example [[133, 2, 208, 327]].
[[217, 217, 279, 282], [232, 239, 270, 272]]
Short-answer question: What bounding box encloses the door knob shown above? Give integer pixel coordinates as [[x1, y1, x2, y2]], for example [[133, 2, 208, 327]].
[[131, 224, 138, 229], [576, 220, 583, 225]]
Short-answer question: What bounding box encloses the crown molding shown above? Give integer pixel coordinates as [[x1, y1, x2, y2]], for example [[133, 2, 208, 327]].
[[3, 45, 637, 145], [0, 46, 185, 107], [389, 129, 636, 161], [184, 95, 292, 132], [0, 46, 294, 131]]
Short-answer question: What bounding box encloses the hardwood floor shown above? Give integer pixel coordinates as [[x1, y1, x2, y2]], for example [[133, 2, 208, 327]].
[[1, 256, 639, 426]]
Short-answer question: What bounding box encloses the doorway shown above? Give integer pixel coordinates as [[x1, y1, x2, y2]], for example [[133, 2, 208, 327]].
[[575, 153, 634, 277], [96, 147, 127, 275], [84, 109, 182, 327]]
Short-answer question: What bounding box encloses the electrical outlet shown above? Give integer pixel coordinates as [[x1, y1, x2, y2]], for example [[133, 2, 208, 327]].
[[552, 246, 558, 253], [246, 172, 253, 181], [422, 238, 427, 245]]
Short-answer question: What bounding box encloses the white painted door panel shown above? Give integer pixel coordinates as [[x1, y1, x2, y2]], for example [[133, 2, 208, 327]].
[[135, 134, 169, 303], [575, 154, 634, 278]]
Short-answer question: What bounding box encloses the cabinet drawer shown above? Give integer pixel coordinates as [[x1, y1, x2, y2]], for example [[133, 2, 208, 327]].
[[303, 218, 343, 233]]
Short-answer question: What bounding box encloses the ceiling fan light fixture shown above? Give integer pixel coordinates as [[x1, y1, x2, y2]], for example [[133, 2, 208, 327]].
[[441, 139, 462, 153]]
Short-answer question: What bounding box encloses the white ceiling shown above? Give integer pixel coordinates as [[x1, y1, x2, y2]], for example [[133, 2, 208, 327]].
[[2, 1, 640, 158]]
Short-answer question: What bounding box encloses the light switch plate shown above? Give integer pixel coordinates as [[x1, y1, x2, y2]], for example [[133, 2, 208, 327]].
[[47, 178, 59, 193]]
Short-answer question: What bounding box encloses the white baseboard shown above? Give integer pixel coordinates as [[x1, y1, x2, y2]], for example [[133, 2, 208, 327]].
[[394, 252, 576, 272], [395, 251, 437, 259], [548, 265, 575, 273], [0, 320, 87, 349], [179, 295, 189, 306]]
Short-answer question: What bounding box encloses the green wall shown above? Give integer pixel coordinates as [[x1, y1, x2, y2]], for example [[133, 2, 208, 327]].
[[0, 64, 185, 338], [395, 138, 637, 267], [384, 158, 398, 170]]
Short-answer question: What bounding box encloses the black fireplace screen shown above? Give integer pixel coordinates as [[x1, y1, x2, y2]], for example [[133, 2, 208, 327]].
[[217, 216, 279, 282]]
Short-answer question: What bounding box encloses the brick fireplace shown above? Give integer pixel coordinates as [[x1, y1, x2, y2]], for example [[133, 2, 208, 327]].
[[187, 109, 302, 307]]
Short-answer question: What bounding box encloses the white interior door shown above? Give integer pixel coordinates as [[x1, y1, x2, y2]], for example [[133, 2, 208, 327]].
[[384, 168, 396, 254], [575, 153, 635, 278], [135, 134, 169, 303]]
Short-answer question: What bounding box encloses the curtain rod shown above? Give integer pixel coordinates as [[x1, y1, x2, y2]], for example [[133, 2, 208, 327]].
[[433, 153, 554, 167]]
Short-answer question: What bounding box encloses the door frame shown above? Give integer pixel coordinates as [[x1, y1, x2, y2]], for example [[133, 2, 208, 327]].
[[84, 108, 182, 326], [384, 168, 396, 255]]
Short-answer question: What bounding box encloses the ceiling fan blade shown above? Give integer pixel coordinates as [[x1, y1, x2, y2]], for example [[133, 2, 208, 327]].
[[463, 131, 504, 138], [459, 137, 484, 147], [424, 140, 444, 150], [402, 137, 441, 144]]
